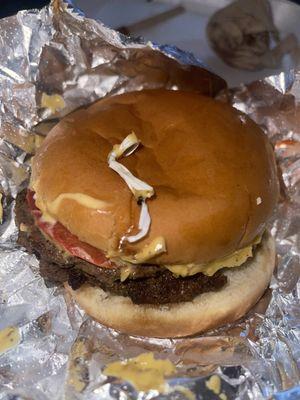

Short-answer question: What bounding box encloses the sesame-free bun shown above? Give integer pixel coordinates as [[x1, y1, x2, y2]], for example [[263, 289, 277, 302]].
[[65, 233, 276, 338], [31, 89, 279, 265]]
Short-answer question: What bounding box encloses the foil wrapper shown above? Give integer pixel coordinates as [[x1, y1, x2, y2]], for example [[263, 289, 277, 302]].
[[0, 1, 299, 399]]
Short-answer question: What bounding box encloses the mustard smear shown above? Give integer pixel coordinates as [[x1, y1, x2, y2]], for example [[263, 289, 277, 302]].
[[41, 93, 65, 113], [205, 375, 228, 400], [168, 385, 196, 400], [103, 352, 175, 392], [0, 326, 20, 355], [68, 338, 90, 392], [205, 375, 221, 395]]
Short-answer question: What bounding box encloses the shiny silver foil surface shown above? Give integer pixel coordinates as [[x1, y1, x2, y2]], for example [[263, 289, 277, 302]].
[[0, 1, 299, 399]]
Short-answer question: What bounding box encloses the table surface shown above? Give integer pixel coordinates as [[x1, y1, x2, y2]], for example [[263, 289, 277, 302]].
[[75, 0, 300, 87]]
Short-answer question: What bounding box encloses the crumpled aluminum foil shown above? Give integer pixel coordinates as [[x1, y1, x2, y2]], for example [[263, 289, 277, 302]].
[[0, 1, 299, 399]]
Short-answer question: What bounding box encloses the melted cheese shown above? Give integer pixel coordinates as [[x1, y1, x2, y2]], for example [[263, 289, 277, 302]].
[[165, 236, 261, 277], [0, 326, 20, 354], [166, 245, 252, 277], [115, 236, 262, 281], [41, 93, 65, 113], [35, 192, 109, 223], [103, 352, 175, 392], [120, 265, 135, 282], [121, 236, 166, 264]]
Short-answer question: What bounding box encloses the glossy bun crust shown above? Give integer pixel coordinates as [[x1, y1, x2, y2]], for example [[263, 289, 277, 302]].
[[65, 233, 276, 338], [32, 89, 279, 265]]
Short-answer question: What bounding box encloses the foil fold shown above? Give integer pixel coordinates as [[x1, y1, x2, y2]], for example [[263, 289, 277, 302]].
[[0, 1, 299, 399]]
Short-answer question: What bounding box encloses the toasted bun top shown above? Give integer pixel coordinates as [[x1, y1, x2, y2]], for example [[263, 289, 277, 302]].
[[31, 89, 279, 265]]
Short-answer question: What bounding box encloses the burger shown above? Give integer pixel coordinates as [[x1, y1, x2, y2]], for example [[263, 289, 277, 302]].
[[16, 89, 279, 338]]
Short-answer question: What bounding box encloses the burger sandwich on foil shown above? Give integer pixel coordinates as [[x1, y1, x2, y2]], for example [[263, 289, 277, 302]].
[[15, 89, 279, 338]]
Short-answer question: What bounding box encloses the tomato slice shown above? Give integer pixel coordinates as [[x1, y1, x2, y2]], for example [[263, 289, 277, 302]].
[[26, 190, 114, 268]]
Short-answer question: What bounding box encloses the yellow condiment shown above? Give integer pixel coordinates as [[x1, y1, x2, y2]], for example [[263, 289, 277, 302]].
[[48, 193, 108, 215], [68, 338, 90, 392], [206, 375, 221, 395], [35, 192, 109, 223], [220, 393, 228, 400], [103, 352, 175, 392], [34, 134, 45, 149], [165, 236, 262, 277], [122, 236, 166, 264], [0, 326, 20, 354], [120, 265, 135, 282], [115, 236, 262, 280], [41, 93, 65, 113]]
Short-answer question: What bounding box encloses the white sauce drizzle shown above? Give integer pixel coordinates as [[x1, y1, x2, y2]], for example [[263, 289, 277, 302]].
[[107, 133, 154, 243]]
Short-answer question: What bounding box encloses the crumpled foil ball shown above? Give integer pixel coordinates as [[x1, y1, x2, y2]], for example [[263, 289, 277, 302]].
[[207, 0, 300, 70]]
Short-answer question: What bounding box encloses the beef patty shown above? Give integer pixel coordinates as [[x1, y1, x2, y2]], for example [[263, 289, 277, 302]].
[[15, 189, 227, 304]]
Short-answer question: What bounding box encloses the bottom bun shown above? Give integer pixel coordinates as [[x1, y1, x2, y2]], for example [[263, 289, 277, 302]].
[[65, 233, 275, 338]]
